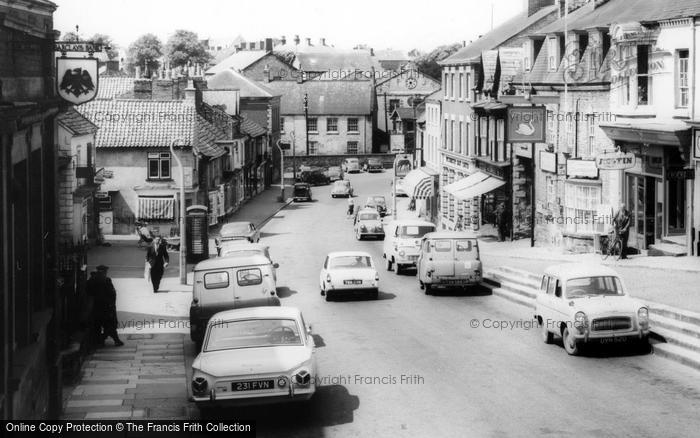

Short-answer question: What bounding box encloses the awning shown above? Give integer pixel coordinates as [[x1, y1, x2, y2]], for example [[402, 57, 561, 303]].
[[599, 121, 691, 147], [137, 196, 175, 220], [444, 171, 506, 201], [402, 167, 438, 199]]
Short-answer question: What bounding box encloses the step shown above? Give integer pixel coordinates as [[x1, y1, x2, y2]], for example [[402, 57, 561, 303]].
[[499, 280, 538, 300], [648, 302, 700, 326], [649, 312, 700, 340], [648, 243, 686, 257], [653, 342, 700, 372], [492, 287, 535, 309], [488, 270, 541, 291], [651, 326, 700, 354]]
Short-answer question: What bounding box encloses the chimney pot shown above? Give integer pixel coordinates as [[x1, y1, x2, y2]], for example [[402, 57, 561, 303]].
[[306, 37, 312, 46], [320, 38, 326, 46], [294, 35, 300, 45]]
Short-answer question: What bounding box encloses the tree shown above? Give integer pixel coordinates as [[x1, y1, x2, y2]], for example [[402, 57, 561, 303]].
[[126, 33, 163, 77], [91, 33, 119, 60], [414, 43, 463, 80], [165, 30, 212, 68]]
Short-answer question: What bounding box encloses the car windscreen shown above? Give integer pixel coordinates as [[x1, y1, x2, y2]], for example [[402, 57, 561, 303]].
[[565, 276, 624, 299], [359, 213, 379, 221], [371, 196, 386, 205], [221, 223, 249, 235], [329, 256, 371, 269], [399, 225, 435, 238], [205, 318, 302, 351]]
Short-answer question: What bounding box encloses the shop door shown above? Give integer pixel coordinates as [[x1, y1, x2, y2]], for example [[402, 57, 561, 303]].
[[627, 175, 658, 250], [667, 174, 686, 235]]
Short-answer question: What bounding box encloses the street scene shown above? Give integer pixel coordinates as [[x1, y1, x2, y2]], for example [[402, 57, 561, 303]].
[[3, 0, 700, 436]]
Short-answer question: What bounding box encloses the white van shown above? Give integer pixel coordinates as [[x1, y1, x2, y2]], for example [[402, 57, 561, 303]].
[[189, 254, 279, 346], [382, 219, 436, 274], [417, 232, 482, 294]]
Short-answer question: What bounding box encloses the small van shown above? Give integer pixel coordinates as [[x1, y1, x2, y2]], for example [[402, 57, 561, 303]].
[[417, 232, 482, 294], [189, 254, 280, 346], [383, 219, 436, 274]]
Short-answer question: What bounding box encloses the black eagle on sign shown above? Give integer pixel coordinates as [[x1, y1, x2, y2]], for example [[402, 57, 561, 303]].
[[59, 68, 95, 97]]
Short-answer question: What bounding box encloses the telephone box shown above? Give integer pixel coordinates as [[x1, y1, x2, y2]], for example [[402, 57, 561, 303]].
[[186, 205, 209, 263]]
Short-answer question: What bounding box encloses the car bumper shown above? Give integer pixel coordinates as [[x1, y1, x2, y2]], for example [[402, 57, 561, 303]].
[[194, 386, 315, 407], [294, 197, 312, 202], [572, 328, 650, 343], [328, 282, 378, 291], [359, 232, 385, 238], [368, 167, 383, 172], [427, 275, 482, 286], [395, 254, 419, 266]]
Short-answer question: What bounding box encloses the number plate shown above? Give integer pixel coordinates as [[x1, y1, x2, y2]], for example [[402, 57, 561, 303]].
[[344, 280, 363, 285], [232, 380, 274, 391]]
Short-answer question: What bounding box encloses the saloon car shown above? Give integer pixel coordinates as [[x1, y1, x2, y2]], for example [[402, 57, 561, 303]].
[[217, 221, 260, 246], [534, 263, 650, 355], [191, 307, 317, 412], [326, 166, 344, 182], [364, 195, 388, 217], [342, 158, 361, 173], [353, 208, 385, 240], [293, 183, 313, 202], [331, 180, 354, 198], [319, 251, 379, 301]]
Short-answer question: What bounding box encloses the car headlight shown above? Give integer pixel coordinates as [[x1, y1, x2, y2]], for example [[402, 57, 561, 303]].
[[574, 311, 588, 333], [638, 307, 649, 327], [360, 225, 367, 231], [399, 250, 405, 257], [294, 370, 311, 386], [192, 376, 208, 396], [326, 274, 331, 283]]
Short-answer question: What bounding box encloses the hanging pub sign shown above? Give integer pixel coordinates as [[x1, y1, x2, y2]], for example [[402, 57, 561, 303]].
[[56, 57, 99, 105], [595, 151, 636, 170], [506, 106, 546, 143]]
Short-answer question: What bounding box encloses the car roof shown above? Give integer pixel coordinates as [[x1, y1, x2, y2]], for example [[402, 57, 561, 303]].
[[221, 221, 251, 230], [543, 263, 620, 280], [194, 254, 271, 271], [327, 251, 373, 258], [210, 306, 301, 322], [219, 242, 269, 251], [357, 208, 380, 215], [386, 219, 436, 227], [423, 231, 478, 239]]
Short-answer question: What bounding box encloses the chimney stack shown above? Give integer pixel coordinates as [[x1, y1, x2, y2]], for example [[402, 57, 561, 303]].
[[370, 48, 374, 56], [306, 37, 312, 46], [259, 40, 265, 50], [281, 35, 287, 45], [135, 66, 142, 78], [184, 79, 197, 107], [320, 38, 326, 46], [265, 38, 273, 52]]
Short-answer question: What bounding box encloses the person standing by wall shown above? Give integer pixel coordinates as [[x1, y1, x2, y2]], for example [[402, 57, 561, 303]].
[[146, 236, 169, 292], [88, 265, 123, 346]]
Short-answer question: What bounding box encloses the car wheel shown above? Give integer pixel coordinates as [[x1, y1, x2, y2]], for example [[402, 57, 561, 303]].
[[540, 318, 553, 344], [562, 327, 580, 355], [424, 283, 433, 295]]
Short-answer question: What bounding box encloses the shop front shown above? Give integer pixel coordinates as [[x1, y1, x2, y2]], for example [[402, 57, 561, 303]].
[[600, 122, 692, 253]]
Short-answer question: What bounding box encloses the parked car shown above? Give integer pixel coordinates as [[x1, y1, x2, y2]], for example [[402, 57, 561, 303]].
[[216, 221, 260, 250], [189, 255, 280, 347], [417, 232, 482, 294], [299, 167, 330, 186], [293, 183, 313, 202], [394, 178, 408, 197], [219, 241, 279, 281], [383, 219, 436, 274], [319, 251, 379, 301], [342, 158, 361, 173], [331, 180, 354, 198], [191, 306, 317, 414], [326, 166, 344, 182], [364, 195, 388, 217], [353, 208, 385, 240], [534, 263, 650, 356], [366, 158, 384, 172]]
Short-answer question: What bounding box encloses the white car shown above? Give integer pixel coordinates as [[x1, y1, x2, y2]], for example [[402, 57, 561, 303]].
[[319, 251, 379, 301], [342, 158, 361, 173], [383, 220, 436, 274], [219, 241, 279, 281], [191, 307, 317, 413], [534, 263, 650, 356], [331, 180, 354, 198], [353, 208, 385, 240]]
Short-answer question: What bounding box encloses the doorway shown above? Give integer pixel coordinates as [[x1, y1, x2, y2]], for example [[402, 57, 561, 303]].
[[626, 174, 660, 250], [667, 174, 686, 235]]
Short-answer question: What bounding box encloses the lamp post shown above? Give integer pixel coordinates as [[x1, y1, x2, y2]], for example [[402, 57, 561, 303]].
[[303, 93, 309, 156], [393, 158, 398, 220], [169, 139, 187, 285], [275, 139, 285, 200]]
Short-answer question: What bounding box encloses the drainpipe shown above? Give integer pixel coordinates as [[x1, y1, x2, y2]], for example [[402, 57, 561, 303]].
[[574, 98, 580, 157], [690, 20, 697, 256]]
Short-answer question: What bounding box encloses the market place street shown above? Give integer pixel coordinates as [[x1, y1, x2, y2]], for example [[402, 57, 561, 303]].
[[198, 171, 700, 437]]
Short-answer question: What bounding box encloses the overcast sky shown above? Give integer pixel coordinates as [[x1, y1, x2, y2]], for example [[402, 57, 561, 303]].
[[53, 0, 525, 54]]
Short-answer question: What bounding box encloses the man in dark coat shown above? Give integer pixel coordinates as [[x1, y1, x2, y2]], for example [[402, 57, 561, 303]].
[[613, 203, 631, 259], [495, 203, 508, 242], [87, 265, 123, 346], [146, 236, 169, 292]]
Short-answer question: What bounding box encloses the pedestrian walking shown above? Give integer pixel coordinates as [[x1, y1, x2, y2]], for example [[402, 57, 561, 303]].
[[495, 203, 508, 242], [613, 203, 631, 259], [87, 265, 123, 347], [146, 236, 169, 292], [347, 197, 355, 217]]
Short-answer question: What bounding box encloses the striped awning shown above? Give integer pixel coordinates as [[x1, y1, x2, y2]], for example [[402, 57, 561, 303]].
[[137, 196, 175, 220], [444, 171, 505, 201], [402, 167, 438, 199]]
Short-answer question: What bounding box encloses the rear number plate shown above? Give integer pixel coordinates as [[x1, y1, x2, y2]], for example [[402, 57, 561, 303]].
[[232, 380, 274, 391], [344, 280, 363, 285]]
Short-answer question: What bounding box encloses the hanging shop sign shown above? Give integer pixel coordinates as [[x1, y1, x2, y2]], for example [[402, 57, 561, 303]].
[[56, 57, 98, 104], [506, 106, 546, 143], [595, 151, 636, 170], [539, 151, 557, 173]]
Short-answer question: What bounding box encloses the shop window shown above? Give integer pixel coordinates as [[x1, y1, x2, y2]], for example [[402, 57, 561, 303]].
[[548, 37, 559, 71], [564, 184, 602, 234]]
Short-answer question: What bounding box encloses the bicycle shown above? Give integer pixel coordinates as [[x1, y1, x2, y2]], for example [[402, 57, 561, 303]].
[[601, 230, 622, 261]]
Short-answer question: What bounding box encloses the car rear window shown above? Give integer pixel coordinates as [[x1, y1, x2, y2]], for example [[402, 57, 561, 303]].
[[204, 272, 229, 289], [359, 213, 379, 221], [237, 268, 263, 286], [434, 241, 452, 252], [455, 240, 478, 259], [294, 187, 309, 196], [330, 256, 371, 269], [400, 225, 435, 237]]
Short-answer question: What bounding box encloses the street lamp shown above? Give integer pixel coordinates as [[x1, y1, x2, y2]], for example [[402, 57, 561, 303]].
[[275, 139, 285, 201], [303, 93, 309, 156], [393, 158, 398, 220], [169, 139, 187, 285]]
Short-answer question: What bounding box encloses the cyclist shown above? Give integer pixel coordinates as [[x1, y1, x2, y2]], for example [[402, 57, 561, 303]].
[[612, 203, 631, 259]]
